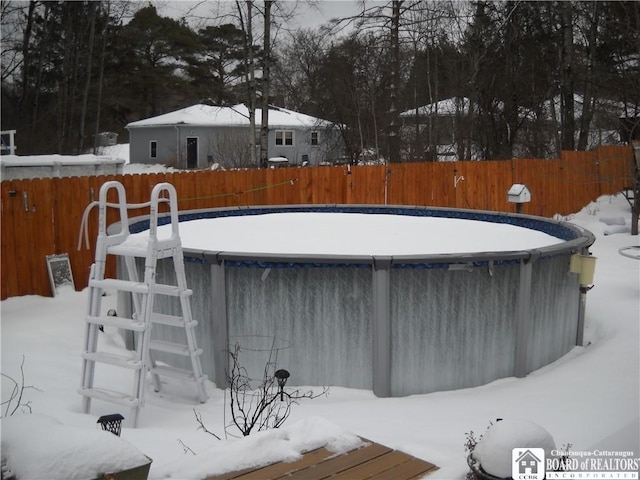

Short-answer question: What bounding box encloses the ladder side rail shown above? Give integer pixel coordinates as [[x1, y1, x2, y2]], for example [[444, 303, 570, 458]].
[[180, 292, 208, 402], [172, 247, 208, 402], [124, 256, 144, 318], [135, 248, 162, 409], [81, 264, 101, 413]]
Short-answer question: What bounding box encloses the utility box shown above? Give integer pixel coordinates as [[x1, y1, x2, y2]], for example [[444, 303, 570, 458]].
[[96, 131, 118, 147], [507, 184, 531, 204]]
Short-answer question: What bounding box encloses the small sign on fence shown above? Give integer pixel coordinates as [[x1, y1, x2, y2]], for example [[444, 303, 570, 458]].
[[46, 254, 75, 296]]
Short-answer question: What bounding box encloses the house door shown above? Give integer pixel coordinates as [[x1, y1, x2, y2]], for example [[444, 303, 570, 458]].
[[186, 137, 198, 169]]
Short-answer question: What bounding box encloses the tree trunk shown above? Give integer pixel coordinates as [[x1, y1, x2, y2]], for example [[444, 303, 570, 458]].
[[19, 0, 37, 108], [238, 0, 257, 167], [577, 2, 598, 151], [260, 0, 272, 169], [79, 1, 97, 153], [387, 0, 402, 163], [93, 3, 110, 154], [560, 1, 575, 151]]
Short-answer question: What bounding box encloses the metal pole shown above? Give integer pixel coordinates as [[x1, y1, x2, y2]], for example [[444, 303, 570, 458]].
[[372, 256, 392, 397], [209, 255, 229, 389], [514, 259, 533, 378]]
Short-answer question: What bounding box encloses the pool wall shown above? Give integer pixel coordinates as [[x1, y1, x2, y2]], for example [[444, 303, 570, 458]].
[[117, 204, 593, 397]]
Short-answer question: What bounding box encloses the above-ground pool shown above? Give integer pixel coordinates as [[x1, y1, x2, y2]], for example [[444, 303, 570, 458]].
[[118, 205, 595, 397]]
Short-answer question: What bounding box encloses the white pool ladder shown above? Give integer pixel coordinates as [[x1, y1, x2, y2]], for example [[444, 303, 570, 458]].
[[79, 181, 208, 427]]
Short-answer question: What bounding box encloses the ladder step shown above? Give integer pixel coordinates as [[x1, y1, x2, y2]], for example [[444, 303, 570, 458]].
[[151, 313, 198, 328], [108, 243, 179, 259], [150, 364, 199, 381], [82, 351, 143, 370], [86, 315, 147, 332], [154, 284, 192, 297], [149, 340, 202, 357], [78, 387, 140, 407], [107, 243, 147, 258], [89, 278, 149, 294]]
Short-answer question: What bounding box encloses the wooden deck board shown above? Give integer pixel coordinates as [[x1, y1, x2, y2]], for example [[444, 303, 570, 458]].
[[232, 447, 335, 480], [368, 456, 439, 480], [285, 443, 392, 480], [204, 439, 438, 480], [329, 450, 415, 479]]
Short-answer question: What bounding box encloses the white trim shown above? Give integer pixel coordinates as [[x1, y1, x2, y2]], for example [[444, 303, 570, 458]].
[[1, 130, 17, 155]]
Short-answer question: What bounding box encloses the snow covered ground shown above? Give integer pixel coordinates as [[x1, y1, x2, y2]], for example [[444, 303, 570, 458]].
[[1, 191, 638, 479]]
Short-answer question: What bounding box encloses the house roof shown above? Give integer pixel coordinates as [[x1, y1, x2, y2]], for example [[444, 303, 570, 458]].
[[126, 104, 332, 129], [401, 94, 638, 120], [400, 97, 472, 117]]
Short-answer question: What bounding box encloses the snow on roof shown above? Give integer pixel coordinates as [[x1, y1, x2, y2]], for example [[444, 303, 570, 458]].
[[401, 94, 638, 120], [400, 97, 472, 117], [126, 104, 332, 129]]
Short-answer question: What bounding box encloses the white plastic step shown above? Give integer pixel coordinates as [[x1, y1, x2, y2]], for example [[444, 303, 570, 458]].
[[78, 387, 139, 407], [107, 243, 148, 258], [149, 340, 203, 357], [81, 351, 143, 370], [151, 313, 198, 328], [86, 314, 146, 332], [150, 364, 197, 381], [89, 278, 149, 294], [108, 243, 179, 259], [154, 284, 190, 297]]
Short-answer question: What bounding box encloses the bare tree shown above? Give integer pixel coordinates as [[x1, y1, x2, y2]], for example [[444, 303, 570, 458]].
[[1, 356, 40, 417], [224, 342, 327, 438]]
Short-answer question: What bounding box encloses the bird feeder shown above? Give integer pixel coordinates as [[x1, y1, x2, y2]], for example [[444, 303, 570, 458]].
[[507, 184, 531, 213]]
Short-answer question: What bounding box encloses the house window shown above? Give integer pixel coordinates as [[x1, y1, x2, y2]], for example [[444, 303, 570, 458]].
[[150, 141, 157, 159], [275, 130, 294, 146], [311, 131, 319, 146]]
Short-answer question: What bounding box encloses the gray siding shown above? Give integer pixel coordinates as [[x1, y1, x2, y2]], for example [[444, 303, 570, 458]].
[[128, 124, 344, 169], [128, 127, 178, 166]]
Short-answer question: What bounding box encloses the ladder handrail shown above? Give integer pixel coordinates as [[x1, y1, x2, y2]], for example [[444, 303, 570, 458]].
[[78, 182, 178, 251], [149, 183, 180, 249], [97, 181, 130, 250]]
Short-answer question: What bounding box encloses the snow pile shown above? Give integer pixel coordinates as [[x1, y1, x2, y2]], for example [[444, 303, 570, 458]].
[[1, 414, 150, 480], [0, 153, 123, 166], [472, 419, 555, 478], [99, 143, 130, 163], [152, 417, 363, 479]]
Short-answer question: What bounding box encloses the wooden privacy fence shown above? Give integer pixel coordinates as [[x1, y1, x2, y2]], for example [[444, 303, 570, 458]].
[[1, 145, 634, 300]]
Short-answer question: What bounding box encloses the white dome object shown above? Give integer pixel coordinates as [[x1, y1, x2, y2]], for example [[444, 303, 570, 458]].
[[473, 419, 556, 478]]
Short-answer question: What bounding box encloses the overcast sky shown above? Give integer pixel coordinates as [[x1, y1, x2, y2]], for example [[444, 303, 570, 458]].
[[151, 1, 381, 31]]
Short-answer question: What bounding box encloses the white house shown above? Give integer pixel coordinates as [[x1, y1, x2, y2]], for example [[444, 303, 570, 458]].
[[400, 95, 637, 161], [126, 104, 344, 169]]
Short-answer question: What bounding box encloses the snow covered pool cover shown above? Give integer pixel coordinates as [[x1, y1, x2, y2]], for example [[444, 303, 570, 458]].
[[144, 212, 564, 256]]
